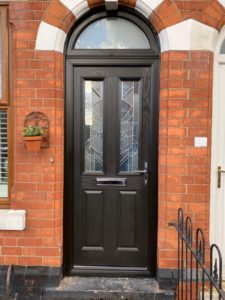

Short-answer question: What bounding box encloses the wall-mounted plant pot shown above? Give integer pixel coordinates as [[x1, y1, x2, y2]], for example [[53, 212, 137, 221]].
[[24, 112, 50, 148], [23, 136, 43, 153]]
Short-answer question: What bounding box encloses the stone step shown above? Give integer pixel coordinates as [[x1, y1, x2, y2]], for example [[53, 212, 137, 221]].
[[43, 277, 175, 300]]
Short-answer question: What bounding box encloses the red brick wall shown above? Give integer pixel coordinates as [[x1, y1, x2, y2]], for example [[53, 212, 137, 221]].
[[158, 51, 213, 268], [149, 0, 225, 32], [0, 2, 63, 267], [0, 0, 214, 271]]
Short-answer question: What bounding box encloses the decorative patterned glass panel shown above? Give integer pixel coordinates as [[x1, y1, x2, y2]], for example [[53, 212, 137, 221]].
[[120, 81, 140, 172], [0, 110, 8, 198], [85, 81, 103, 172], [75, 18, 150, 49]]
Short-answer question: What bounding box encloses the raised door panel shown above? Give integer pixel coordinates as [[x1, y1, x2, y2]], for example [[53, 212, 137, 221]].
[[82, 190, 104, 249], [117, 191, 138, 249]]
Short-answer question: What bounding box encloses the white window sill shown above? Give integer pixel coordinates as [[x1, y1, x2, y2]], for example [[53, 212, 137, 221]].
[[0, 209, 26, 230]]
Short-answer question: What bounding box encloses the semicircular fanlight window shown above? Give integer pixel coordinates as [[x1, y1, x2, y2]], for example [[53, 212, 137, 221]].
[[74, 17, 151, 49]]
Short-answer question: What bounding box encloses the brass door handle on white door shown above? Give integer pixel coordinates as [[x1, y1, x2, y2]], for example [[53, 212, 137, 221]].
[[217, 166, 225, 188]]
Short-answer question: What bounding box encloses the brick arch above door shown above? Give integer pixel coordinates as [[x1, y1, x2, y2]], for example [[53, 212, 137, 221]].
[[35, 0, 225, 53]]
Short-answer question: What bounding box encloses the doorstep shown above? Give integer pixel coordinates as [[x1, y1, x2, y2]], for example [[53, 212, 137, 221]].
[[42, 276, 175, 300]]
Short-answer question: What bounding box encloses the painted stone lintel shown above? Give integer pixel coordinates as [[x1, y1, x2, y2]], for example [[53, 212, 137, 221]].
[[159, 19, 218, 52], [35, 22, 66, 53], [35, 18, 218, 53]]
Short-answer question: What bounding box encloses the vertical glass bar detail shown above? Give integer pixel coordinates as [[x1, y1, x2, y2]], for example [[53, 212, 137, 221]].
[[84, 81, 103, 172], [0, 110, 8, 198], [120, 81, 140, 172]]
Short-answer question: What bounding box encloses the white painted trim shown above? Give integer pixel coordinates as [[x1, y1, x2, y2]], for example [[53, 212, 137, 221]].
[[210, 55, 219, 246], [0, 184, 8, 198], [0, 210, 26, 230], [135, 0, 152, 18], [35, 22, 66, 52], [215, 25, 225, 55], [59, 0, 90, 19], [210, 25, 225, 278], [135, 0, 163, 18], [159, 19, 218, 51], [218, 0, 225, 9], [158, 29, 169, 53], [217, 54, 225, 62]]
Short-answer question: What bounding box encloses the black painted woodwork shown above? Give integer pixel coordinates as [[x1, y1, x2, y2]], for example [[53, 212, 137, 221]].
[[64, 9, 159, 277]]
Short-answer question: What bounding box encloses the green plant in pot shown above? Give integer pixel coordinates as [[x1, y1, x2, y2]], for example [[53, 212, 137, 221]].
[[22, 125, 44, 153]]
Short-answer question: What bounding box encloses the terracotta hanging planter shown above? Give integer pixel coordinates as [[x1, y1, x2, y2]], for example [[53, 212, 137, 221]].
[[23, 135, 43, 153], [21, 125, 44, 153]]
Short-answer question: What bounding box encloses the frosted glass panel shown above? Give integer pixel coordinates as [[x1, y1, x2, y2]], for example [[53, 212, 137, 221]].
[[75, 18, 150, 49], [85, 81, 103, 172], [0, 110, 8, 198], [120, 81, 140, 172]]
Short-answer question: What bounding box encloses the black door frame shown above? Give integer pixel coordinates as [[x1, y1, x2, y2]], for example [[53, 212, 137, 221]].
[[63, 8, 160, 277]]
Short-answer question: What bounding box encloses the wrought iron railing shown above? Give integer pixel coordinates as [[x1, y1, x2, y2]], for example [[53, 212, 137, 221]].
[[169, 208, 225, 299], [2, 265, 17, 300]]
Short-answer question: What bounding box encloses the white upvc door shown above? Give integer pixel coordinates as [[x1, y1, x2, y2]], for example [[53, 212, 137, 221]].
[[210, 53, 225, 276]]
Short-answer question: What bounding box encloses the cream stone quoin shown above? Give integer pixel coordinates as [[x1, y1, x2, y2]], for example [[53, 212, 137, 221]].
[[35, 0, 219, 52], [210, 23, 225, 278], [35, 0, 225, 273]]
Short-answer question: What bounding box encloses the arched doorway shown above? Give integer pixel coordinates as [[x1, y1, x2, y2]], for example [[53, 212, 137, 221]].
[[64, 9, 160, 276]]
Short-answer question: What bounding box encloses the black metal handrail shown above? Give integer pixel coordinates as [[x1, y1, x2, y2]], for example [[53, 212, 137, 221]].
[[3, 265, 17, 300], [169, 208, 225, 299]]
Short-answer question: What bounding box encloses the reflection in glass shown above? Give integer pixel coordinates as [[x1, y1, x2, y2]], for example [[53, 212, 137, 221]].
[[120, 81, 140, 172], [75, 18, 150, 49], [220, 39, 225, 54], [85, 81, 103, 172], [0, 110, 8, 198]]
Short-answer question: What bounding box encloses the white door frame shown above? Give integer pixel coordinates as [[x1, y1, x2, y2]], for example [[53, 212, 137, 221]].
[[210, 25, 225, 258]]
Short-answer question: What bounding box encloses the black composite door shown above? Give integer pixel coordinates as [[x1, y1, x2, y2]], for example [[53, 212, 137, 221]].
[[65, 64, 158, 275]]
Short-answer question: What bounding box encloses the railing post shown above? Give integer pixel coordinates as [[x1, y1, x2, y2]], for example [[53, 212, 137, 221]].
[[169, 208, 225, 300], [178, 208, 184, 300], [210, 244, 223, 300], [185, 217, 192, 300]]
